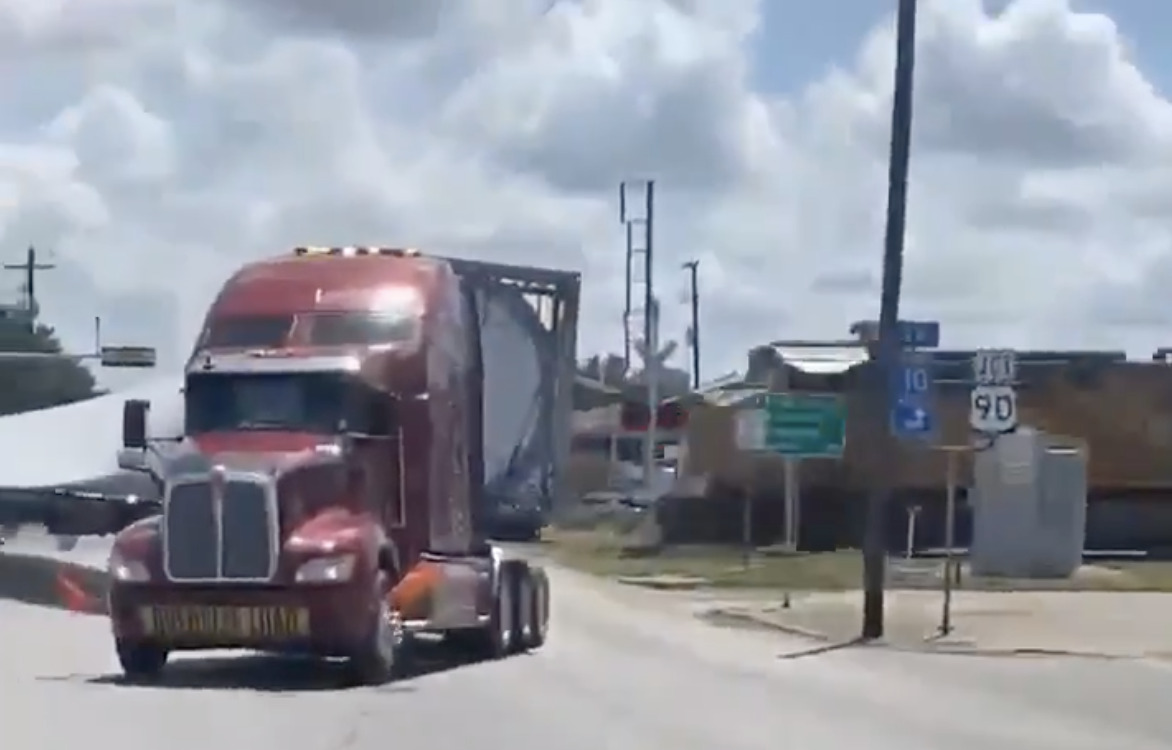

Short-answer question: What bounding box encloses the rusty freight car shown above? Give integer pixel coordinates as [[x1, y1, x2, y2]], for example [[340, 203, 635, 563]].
[[671, 345, 1172, 551]]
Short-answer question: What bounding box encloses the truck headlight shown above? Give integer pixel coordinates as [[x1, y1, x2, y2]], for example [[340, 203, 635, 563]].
[[108, 549, 149, 583], [295, 554, 355, 583]]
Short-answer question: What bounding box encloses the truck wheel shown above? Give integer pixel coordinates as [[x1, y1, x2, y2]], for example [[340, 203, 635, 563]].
[[513, 567, 533, 653], [524, 567, 549, 650], [463, 560, 517, 659], [347, 593, 405, 686], [493, 561, 520, 657], [116, 640, 168, 682]]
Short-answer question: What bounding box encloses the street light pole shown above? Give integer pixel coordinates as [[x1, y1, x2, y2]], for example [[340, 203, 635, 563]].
[[863, 0, 919, 641], [682, 260, 700, 390]]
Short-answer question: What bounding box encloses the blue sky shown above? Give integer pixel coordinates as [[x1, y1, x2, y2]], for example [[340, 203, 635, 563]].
[[1074, 0, 1172, 93], [752, 0, 886, 92], [752, 0, 1172, 96]]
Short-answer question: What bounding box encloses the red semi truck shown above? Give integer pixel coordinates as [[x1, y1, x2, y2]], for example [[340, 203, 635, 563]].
[[4, 245, 581, 684]]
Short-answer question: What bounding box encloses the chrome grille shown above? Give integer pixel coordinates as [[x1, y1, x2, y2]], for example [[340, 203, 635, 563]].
[[221, 482, 272, 579], [163, 477, 276, 582], [164, 482, 217, 580]]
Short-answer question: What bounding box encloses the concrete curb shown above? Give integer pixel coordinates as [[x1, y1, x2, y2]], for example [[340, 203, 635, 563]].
[[617, 575, 709, 591], [700, 607, 830, 641], [0, 549, 109, 615], [700, 606, 1137, 661]]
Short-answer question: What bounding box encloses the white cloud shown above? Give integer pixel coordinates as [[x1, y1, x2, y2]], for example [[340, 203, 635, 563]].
[[0, 0, 1168, 384], [45, 84, 176, 183]]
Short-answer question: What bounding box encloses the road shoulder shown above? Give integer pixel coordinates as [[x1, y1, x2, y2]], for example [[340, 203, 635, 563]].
[[699, 589, 1172, 660]]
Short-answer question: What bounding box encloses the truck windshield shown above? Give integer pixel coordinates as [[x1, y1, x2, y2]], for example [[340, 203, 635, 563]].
[[185, 372, 350, 434]]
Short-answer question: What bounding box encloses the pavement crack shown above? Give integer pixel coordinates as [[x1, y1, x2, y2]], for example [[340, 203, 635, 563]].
[[330, 708, 372, 750]]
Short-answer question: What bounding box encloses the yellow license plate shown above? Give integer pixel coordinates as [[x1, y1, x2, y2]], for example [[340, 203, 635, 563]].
[[139, 606, 310, 640]]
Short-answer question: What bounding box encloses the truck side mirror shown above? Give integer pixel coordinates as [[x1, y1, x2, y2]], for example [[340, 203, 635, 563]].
[[122, 399, 150, 449], [116, 448, 148, 472]]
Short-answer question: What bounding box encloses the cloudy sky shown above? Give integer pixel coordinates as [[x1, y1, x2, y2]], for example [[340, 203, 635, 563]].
[[1, 0, 1169, 387]]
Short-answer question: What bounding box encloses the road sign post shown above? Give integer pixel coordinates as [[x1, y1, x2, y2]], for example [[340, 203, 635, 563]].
[[767, 393, 844, 550], [938, 444, 967, 636], [970, 349, 1018, 436]]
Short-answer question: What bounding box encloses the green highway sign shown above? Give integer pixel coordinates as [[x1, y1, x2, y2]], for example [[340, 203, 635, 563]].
[[764, 393, 846, 457]]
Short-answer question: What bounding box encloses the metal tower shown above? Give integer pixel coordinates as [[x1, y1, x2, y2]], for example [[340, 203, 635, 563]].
[[619, 180, 654, 376]]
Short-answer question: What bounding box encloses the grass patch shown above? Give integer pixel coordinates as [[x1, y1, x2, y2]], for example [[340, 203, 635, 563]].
[[543, 527, 863, 590], [1098, 561, 1172, 590], [543, 527, 1172, 592], [967, 560, 1172, 592]]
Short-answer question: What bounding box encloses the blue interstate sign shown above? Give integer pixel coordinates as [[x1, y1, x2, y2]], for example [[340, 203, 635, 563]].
[[890, 350, 936, 441]]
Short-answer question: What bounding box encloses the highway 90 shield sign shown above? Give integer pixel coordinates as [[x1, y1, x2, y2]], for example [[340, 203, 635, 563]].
[[969, 384, 1017, 433]]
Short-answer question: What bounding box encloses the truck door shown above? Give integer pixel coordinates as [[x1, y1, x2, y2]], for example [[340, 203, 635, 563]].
[[346, 387, 406, 564]]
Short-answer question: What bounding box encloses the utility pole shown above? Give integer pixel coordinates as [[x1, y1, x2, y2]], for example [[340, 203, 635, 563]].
[[3, 246, 55, 330], [682, 260, 700, 390], [863, 0, 919, 640]]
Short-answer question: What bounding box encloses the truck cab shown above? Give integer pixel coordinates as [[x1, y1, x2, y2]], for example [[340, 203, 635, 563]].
[[105, 246, 550, 684]]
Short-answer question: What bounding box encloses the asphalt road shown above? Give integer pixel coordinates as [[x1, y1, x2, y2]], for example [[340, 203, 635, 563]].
[[2, 548, 1172, 749]]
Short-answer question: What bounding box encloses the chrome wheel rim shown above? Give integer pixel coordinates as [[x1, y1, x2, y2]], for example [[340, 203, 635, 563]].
[[498, 581, 513, 649]]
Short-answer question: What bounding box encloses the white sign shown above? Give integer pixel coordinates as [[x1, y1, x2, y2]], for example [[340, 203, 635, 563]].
[[969, 384, 1018, 433], [735, 408, 765, 451], [972, 349, 1016, 385], [100, 345, 158, 368]]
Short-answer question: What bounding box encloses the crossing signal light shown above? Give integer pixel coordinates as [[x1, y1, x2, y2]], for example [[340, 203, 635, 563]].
[[620, 401, 650, 431], [657, 401, 687, 430]]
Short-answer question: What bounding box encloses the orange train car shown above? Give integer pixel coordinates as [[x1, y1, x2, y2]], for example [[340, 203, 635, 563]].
[[674, 349, 1172, 550]]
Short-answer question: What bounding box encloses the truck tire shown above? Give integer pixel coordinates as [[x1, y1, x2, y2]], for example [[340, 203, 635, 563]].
[[513, 566, 533, 652], [347, 586, 405, 686], [116, 640, 168, 682], [524, 567, 549, 650]]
